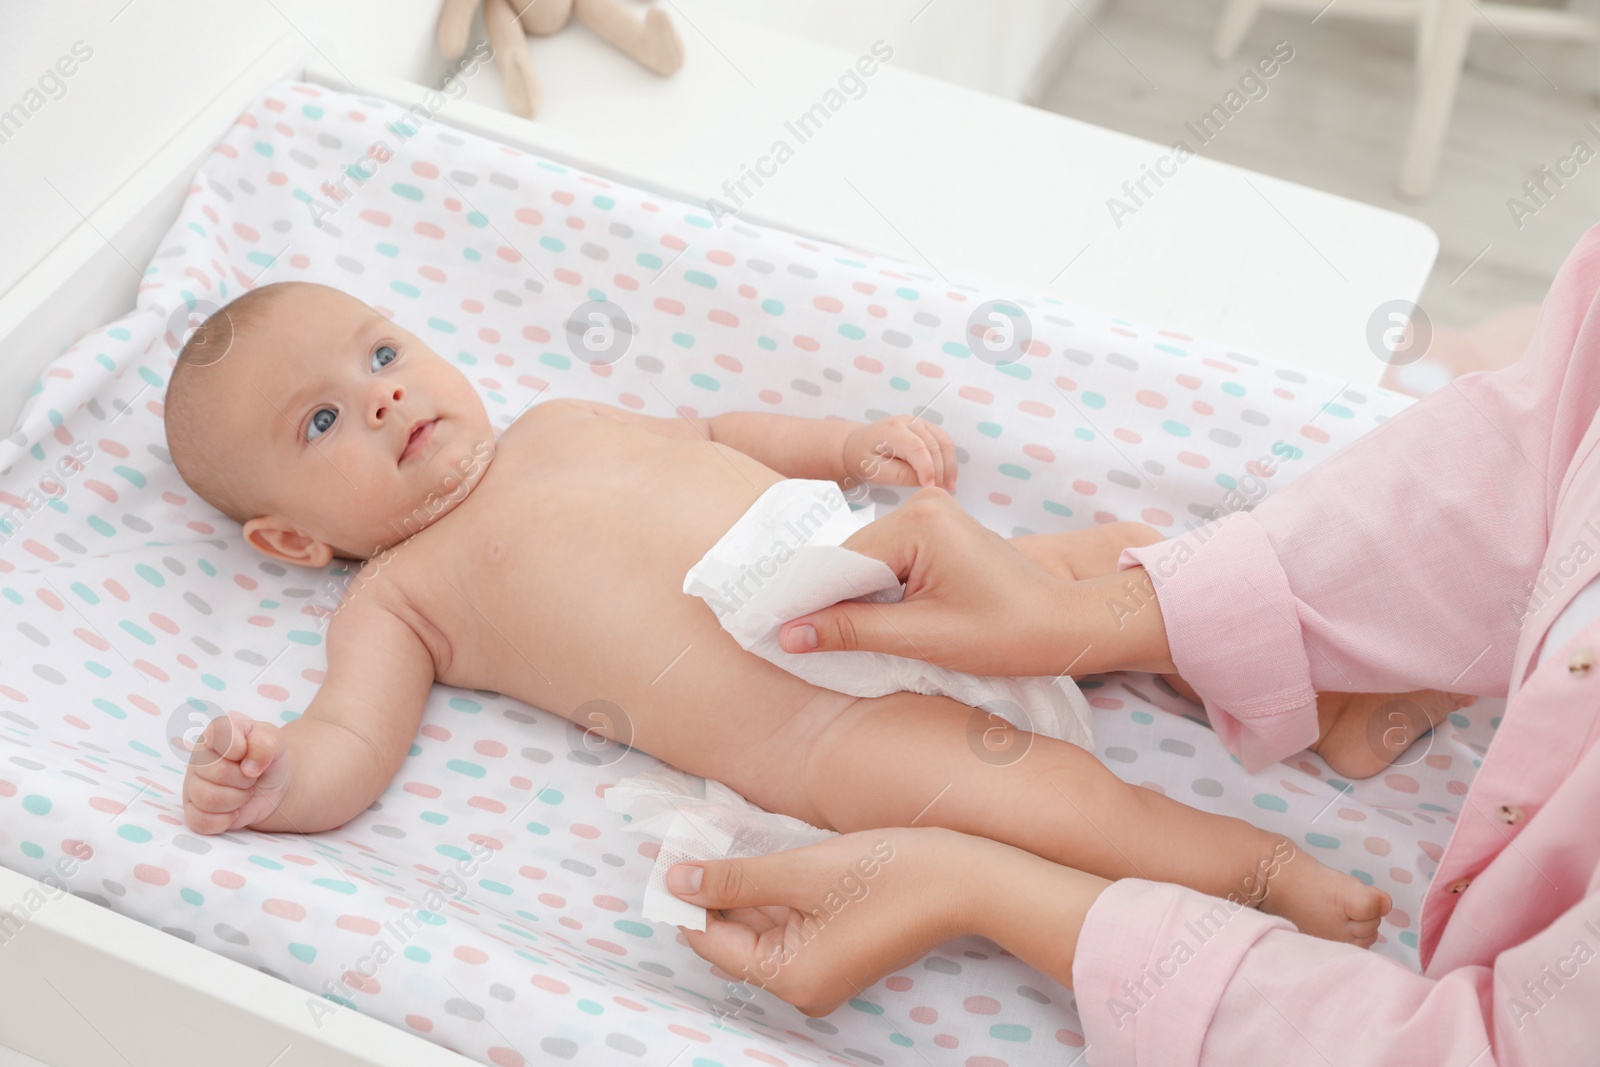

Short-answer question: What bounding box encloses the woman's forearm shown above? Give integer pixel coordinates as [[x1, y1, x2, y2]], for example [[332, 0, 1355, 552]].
[[956, 839, 1113, 989], [1058, 565, 1179, 676]]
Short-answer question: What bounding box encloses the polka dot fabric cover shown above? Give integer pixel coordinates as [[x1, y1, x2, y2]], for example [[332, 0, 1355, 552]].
[[0, 79, 1498, 1066]]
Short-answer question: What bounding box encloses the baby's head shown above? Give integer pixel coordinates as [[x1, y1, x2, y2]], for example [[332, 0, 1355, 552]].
[[164, 282, 494, 565]]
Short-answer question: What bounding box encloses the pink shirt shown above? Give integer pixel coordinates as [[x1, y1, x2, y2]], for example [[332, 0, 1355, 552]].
[[1077, 225, 1600, 1064]]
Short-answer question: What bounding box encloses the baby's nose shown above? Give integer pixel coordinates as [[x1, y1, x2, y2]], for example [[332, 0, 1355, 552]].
[[370, 383, 405, 426]]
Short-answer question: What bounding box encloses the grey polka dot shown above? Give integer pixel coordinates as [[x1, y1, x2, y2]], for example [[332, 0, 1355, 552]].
[[561, 859, 596, 877], [804, 1017, 839, 1034], [601, 853, 624, 867], [1192, 778, 1224, 797], [1045, 314, 1074, 327], [502, 708, 537, 724], [317, 133, 341, 148], [237, 178, 257, 195], [1343, 389, 1367, 404], [1104, 746, 1139, 763], [1062, 349, 1095, 365], [1275, 368, 1308, 383], [62, 770, 98, 785], [638, 961, 673, 977], [73, 891, 110, 907], [609, 222, 633, 238], [172, 835, 212, 854], [1143, 459, 1165, 476], [1209, 428, 1241, 447], [606, 1033, 646, 1055], [787, 264, 818, 279], [336, 255, 364, 274], [288, 148, 317, 168], [449, 170, 477, 186], [184, 592, 213, 616], [881, 330, 912, 348], [912, 311, 941, 327], [792, 380, 822, 397], [747, 259, 774, 274], [841, 1050, 883, 1065], [924, 955, 961, 975], [54, 534, 86, 555], [1107, 352, 1139, 371], [1229, 351, 1260, 365], [1159, 739, 1195, 757], [523, 278, 543, 294], [521, 747, 552, 763], [634, 355, 664, 373], [271, 219, 291, 234], [963, 949, 990, 959], [371, 825, 406, 839], [257, 561, 287, 576], [823, 367, 843, 383], [214, 923, 249, 945], [162, 926, 197, 942], [489, 172, 519, 190], [1107, 470, 1140, 489], [1, 711, 36, 729], [581, 242, 609, 260], [32, 665, 65, 685], [489, 983, 515, 1002], [17, 623, 48, 647], [1018, 985, 1052, 1004], [1240, 409, 1270, 426], [445, 997, 483, 1021], [540, 1037, 578, 1059], [102, 879, 126, 897], [206, 179, 234, 201], [1375, 809, 1413, 826], [493, 290, 522, 307], [235, 649, 268, 667], [10, 757, 45, 771], [86, 399, 106, 420]]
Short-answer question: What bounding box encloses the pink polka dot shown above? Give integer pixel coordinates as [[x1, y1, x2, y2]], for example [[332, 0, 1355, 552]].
[[1114, 428, 1142, 444], [1140, 507, 1173, 527], [571, 824, 600, 839], [1388, 908, 1412, 929], [404, 781, 441, 798], [1022, 444, 1055, 463], [1384, 773, 1420, 794], [487, 1049, 523, 1067], [1364, 837, 1392, 856], [420, 724, 451, 742], [263, 898, 305, 920], [1178, 451, 1210, 469], [134, 864, 170, 886], [747, 1052, 784, 1066], [454, 946, 489, 964], [405, 1014, 434, 1032], [909, 1006, 937, 1024], [62, 839, 92, 860], [885, 976, 913, 992], [212, 869, 245, 889], [934, 1034, 959, 1049], [1073, 480, 1098, 496], [1136, 390, 1167, 408], [1019, 400, 1053, 418], [668, 1025, 709, 1042], [1057, 1029, 1087, 1046], [338, 915, 380, 934], [343, 970, 379, 994], [1390, 867, 1413, 884], [964, 995, 1001, 1015], [474, 739, 507, 758], [539, 893, 565, 908]]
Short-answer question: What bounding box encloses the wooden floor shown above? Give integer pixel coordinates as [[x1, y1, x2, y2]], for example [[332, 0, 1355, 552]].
[[1036, 0, 1600, 328]]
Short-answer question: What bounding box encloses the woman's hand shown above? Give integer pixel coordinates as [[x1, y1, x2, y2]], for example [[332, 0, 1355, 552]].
[[842, 415, 957, 491], [776, 487, 1177, 677], [667, 827, 1110, 1017]]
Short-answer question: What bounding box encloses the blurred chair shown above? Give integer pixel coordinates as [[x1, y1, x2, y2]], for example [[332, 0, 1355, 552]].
[[1213, 0, 1600, 197]]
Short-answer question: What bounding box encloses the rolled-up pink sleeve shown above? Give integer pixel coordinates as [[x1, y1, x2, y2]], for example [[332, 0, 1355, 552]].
[[1073, 877, 1600, 1066], [1118, 222, 1600, 770]]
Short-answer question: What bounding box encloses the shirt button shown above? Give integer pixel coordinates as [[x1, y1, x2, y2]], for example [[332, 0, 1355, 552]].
[[1497, 804, 1524, 824], [1570, 647, 1594, 675], [1448, 878, 1472, 894]]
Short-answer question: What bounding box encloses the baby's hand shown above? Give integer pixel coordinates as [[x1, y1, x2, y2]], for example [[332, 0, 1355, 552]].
[[181, 711, 291, 835], [843, 415, 957, 491]]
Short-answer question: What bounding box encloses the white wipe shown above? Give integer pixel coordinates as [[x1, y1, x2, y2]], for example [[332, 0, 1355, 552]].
[[682, 479, 1096, 749], [605, 766, 836, 929]]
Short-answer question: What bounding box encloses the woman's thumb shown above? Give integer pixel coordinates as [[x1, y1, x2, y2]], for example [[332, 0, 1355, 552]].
[[667, 857, 765, 909], [779, 602, 916, 658]]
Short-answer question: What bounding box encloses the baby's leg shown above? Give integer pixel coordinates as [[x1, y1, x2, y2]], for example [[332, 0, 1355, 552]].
[[796, 690, 1389, 946], [1012, 522, 1475, 778]]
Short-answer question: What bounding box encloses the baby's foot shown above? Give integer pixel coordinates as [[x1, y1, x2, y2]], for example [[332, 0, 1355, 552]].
[[1255, 838, 1391, 947], [1309, 689, 1475, 780]]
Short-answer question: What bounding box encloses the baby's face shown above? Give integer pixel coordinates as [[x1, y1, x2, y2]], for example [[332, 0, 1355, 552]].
[[220, 286, 493, 560]]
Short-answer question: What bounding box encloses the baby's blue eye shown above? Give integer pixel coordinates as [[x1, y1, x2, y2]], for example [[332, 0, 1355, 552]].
[[306, 407, 337, 441], [371, 344, 397, 371]]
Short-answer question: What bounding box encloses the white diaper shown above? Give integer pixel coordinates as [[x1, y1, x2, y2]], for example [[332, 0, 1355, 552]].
[[682, 478, 1096, 748], [609, 480, 1097, 929]]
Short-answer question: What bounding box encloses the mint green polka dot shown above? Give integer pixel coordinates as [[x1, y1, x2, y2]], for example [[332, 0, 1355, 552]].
[[1163, 420, 1191, 437], [405, 946, 430, 962], [991, 1024, 1031, 1041], [689, 374, 719, 391], [578, 999, 604, 1015], [181, 888, 204, 905], [999, 464, 1030, 480], [421, 811, 448, 824], [449, 697, 482, 714], [117, 825, 152, 843], [1253, 794, 1288, 813], [761, 299, 784, 315], [249, 855, 284, 870], [1222, 382, 1245, 396], [313, 878, 357, 894], [1305, 832, 1340, 849], [614, 919, 653, 939], [539, 236, 564, 252], [288, 943, 317, 963], [20, 842, 43, 859], [1081, 392, 1106, 409], [446, 759, 485, 778], [22, 795, 51, 816]]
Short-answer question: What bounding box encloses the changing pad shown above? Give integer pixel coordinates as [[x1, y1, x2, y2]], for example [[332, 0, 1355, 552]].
[[0, 79, 1496, 1066]]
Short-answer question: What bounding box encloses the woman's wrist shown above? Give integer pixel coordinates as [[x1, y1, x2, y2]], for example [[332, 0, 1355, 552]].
[[953, 837, 1112, 991], [1054, 565, 1178, 676]]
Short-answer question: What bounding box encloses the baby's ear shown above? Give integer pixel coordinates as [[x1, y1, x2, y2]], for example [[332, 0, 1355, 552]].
[[242, 516, 335, 568]]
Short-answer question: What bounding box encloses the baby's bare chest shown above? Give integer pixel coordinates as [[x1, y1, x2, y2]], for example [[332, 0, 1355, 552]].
[[374, 413, 783, 701]]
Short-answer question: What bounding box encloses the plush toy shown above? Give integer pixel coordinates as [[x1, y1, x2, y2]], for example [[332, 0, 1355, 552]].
[[438, 0, 685, 118]]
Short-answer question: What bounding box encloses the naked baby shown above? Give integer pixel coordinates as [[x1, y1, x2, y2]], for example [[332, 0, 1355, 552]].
[[167, 281, 1469, 945]]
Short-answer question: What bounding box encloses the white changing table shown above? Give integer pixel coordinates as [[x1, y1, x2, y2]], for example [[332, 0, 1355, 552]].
[[0, 4, 1437, 1065]]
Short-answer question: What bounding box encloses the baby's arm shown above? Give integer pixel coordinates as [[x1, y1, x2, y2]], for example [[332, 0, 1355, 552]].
[[181, 599, 435, 834], [552, 398, 956, 489]]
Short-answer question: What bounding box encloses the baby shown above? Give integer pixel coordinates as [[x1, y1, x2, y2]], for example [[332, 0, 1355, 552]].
[[167, 281, 1461, 945]]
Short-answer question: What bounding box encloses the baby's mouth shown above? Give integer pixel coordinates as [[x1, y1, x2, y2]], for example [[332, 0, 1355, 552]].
[[400, 418, 439, 464]]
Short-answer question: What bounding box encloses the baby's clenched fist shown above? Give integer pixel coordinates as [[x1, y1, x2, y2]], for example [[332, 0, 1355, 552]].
[[181, 711, 291, 834]]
